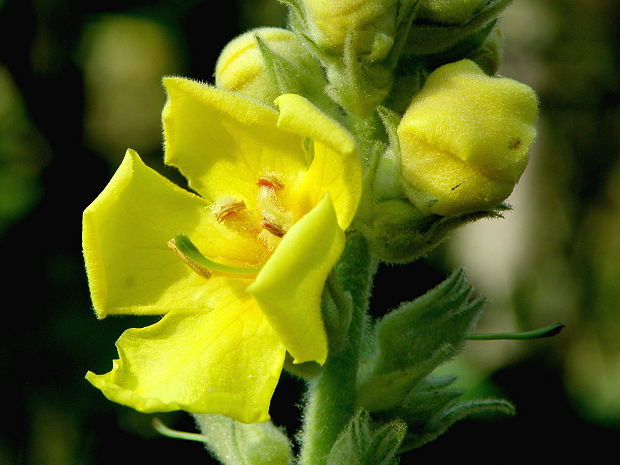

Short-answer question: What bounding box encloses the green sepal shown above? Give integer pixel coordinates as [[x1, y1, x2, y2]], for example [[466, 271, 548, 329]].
[[386, 17, 499, 116], [193, 414, 293, 465], [376, 376, 462, 425], [371, 375, 515, 452], [277, 0, 307, 33], [326, 410, 406, 465], [357, 270, 483, 411], [255, 33, 336, 114], [372, 107, 403, 202], [321, 272, 354, 354], [365, 202, 508, 264], [405, 0, 512, 56], [382, 0, 420, 70], [324, 32, 393, 118], [255, 34, 305, 96], [400, 398, 515, 451], [422, 20, 498, 72]]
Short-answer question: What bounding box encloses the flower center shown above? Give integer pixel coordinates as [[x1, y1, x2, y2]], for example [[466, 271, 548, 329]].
[[170, 172, 295, 279], [215, 172, 294, 253]]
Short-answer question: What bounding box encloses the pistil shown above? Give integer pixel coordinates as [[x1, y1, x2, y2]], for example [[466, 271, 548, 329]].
[[168, 234, 262, 279]]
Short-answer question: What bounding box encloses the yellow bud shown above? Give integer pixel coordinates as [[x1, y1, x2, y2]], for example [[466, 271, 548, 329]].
[[302, 0, 398, 61], [397, 59, 538, 216], [215, 27, 318, 104]]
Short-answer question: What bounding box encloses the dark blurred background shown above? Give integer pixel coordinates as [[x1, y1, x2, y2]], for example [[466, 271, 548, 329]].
[[0, 0, 618, 463]]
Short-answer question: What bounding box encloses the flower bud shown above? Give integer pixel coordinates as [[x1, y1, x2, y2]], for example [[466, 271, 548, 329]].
[[397, 59, 538, 217], [418, 0, 486, 25], [215, 27, 320, 104], [301, 0, 398, 61], [404, 0, 510, 56]]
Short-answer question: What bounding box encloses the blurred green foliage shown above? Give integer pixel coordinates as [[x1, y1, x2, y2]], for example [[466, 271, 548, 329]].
[[0, 0, 617, 464]]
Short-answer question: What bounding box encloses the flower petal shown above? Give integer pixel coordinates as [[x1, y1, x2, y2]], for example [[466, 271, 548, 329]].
[[86, 286, 286, 423], [83, 149, 265, 318], [274, 94, 361, 230], [274, 93, 356, 157], [247, 193, 344, 365], [162, 78, 307, 206]]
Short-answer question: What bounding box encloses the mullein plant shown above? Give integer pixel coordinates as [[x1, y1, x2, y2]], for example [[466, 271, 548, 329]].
[[82, 1, 562, 463]]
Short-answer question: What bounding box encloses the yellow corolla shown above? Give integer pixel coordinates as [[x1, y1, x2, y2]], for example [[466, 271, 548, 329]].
[[83, 79, 361, 423]]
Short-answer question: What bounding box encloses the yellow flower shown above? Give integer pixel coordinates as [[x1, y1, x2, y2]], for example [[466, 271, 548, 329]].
[[83, 79, 361, 423], [397, 59, 538, 216]]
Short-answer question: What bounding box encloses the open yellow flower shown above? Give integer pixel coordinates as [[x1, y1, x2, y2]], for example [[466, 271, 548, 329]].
[[83, 79, 361, 423]]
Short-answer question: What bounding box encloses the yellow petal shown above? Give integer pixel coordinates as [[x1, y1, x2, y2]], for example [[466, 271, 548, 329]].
[[274, 94, 361, 229], [86, 290, 286, 423], [82, 149, 265, 318], [162, 78, 307, 207], [248, 194, 344, 365], [274, 94, 356, 157]]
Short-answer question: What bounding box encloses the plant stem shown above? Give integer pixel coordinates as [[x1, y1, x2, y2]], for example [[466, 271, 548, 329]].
[[298, 234, 377, 465]]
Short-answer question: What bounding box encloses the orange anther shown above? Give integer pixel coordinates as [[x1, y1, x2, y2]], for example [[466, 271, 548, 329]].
[[260, 218, 286, 237], [257, 175, 284, 190], [214, 200, 247, 223]]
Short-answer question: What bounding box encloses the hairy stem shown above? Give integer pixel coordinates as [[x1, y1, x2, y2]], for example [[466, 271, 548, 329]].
[[298, 234, 377, 465]]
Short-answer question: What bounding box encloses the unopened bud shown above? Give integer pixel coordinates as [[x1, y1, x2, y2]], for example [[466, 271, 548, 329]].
[[397, 59, 538, 217], [215, 27, 320, 104], [418, 0, 486, 25], [405, 0, 511, 56], [301, 0, 398, 61]]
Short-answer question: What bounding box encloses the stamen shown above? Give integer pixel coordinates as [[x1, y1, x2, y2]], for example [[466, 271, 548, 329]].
[[258, 174, 284, 190], [257, 229, 282, 252], [260, 217, 286, 237], [168, 234, 262, 279], [213, 199, 247, 223]]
